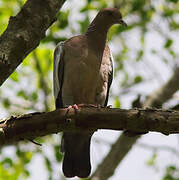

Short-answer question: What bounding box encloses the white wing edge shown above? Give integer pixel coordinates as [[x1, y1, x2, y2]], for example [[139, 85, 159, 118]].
[[53, 41, 64, 100], [109, 48, 114, 75]]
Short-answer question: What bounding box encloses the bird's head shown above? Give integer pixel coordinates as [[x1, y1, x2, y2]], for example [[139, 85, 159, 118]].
[[97, 8, 127, 27]]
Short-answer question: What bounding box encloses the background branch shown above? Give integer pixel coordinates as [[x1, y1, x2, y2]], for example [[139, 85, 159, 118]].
[[0, 0, 66, 86], [91, 66, 179, 180]]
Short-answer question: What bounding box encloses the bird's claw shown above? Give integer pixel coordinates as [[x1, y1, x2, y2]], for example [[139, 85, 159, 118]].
[[65, 104, 79, 117], [67, 104, 79, 110]]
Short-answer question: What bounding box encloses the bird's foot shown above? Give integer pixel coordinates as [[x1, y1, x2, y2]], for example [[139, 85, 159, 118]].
[[65, 104, 79, 116], [67, 104, 79, 110], [65, 104, 103, 117], [64, 104, 80, 125]]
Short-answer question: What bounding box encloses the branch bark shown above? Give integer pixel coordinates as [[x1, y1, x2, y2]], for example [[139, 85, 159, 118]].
[[0, 0, 66, 86], [90, 66, 179, 180], [0, 107, 179, 147]]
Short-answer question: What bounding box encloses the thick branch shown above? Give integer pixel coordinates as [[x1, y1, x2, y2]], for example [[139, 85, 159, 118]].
[[0, 108, 179, 146], [0, 0, 66, 86], [91, 66, 179, 180]]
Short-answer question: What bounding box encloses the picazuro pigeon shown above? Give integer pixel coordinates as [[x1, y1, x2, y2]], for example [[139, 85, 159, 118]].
[[53, 8, 127, 178]]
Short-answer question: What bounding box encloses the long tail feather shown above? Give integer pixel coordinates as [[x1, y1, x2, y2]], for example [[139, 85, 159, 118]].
[[62, 132, 92, 178]]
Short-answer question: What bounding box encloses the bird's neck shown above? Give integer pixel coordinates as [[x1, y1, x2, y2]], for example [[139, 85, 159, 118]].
[[85, 22, 109, 55]]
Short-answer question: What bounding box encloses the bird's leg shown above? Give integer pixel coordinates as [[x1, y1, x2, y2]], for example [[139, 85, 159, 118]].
[[65, 104, 99, 116], [67, 104, 79, 110], [64, 104, 80, 125], [65, 103, 104, 118]]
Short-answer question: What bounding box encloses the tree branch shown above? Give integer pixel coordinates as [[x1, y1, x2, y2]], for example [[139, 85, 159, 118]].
[[0, 0, 66, 86], [90, 66, 179, 180], [0, 107, 179, 147]]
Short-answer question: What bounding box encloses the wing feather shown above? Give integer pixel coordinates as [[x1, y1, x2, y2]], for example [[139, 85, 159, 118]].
[[104, 49, 113, 106], [53, 42, 65, 108]]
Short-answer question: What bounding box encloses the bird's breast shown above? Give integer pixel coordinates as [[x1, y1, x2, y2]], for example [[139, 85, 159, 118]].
[[62, 38, 110, 105], [62, 52, 103, 104]]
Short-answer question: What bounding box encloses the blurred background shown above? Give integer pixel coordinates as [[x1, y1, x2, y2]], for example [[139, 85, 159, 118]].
[[0, 0, 179, 179]]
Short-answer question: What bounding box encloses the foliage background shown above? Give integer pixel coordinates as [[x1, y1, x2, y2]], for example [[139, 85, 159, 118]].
[[0, 0, 179, 179]]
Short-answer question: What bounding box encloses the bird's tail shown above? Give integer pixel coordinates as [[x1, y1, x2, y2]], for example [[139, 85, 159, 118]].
[[61, 132, 92, 178]]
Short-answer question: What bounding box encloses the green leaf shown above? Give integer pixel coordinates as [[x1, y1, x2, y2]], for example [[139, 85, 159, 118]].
[[169, 50, 176, 58], [57, 10, 70, 29], [114, 98, 120, 108], [24, 170, 30, 177], [80, 4, 95, 12], [151, 49, 157, 54], [10, 71, 19, 82], [2, 98, 11, 109], [78, 16, 90, 33], [16, 149, 33, 164], [31, 92, 38, 101], [136, 50, 143, 61], [162, 165, 179, 180], [44, 156, 52, 172], [2, 158, 13, 168], [162, 9, 175, 17], [147, 152, 157, 166], [134, 75, 143, 84], [54, 145, 63, 162], [164, 39, 173, 49], [17, 90, 28, 100]]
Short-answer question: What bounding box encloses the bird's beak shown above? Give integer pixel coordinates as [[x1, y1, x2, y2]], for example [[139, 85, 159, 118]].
[[119, 19, 127, 27]]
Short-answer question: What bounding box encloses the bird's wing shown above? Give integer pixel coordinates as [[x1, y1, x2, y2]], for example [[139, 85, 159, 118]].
[[104, 49, 113, 106], [53, 41, 65, 108]]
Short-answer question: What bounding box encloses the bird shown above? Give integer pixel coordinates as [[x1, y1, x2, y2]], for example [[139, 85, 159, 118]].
[[53, 8, 127, 178]]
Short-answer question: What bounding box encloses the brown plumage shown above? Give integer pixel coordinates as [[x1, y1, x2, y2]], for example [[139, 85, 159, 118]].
[[53, 8, 127, 178]]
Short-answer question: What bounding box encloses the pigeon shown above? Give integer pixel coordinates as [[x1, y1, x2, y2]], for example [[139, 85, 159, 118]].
[[53, 8, 127, 178]]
